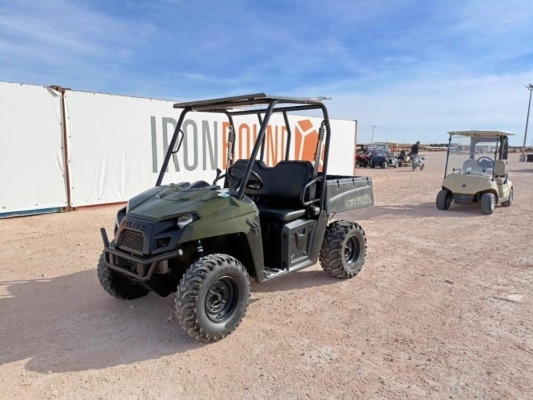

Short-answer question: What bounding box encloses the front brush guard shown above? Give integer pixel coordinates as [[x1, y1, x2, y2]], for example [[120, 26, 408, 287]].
[[100, 228, 181, 282]]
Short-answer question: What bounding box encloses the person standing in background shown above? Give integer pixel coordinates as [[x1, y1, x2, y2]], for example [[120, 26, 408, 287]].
[[410, 141, 420, 170]]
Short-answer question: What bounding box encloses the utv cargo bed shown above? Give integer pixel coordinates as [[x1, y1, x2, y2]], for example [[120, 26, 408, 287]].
[[324, 175, 374, 213]]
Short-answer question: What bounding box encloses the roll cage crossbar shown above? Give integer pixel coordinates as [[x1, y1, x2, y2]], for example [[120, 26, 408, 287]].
[[155, 93, 332, 204]]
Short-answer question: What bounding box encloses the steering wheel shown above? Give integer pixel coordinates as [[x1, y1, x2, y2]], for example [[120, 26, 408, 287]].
[[477, 156, 494, 170], [227, 164, 264, 190]]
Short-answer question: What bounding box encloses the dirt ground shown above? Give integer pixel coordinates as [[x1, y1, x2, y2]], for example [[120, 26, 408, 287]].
[[1, 151, 532, 400]]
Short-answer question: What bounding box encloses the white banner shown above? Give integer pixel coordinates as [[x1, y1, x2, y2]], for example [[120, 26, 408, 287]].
[[66, 91, 357, 207], [0, 82, 67, 214], [65, 91, 177, 206], [0, 83, 356, 213]]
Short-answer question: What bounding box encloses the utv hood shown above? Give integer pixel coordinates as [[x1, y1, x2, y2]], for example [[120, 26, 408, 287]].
[[126, 183, 239, 222]]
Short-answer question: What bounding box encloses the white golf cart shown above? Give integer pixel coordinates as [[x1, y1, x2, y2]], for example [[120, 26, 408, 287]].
[[436, 130, 513, 215]]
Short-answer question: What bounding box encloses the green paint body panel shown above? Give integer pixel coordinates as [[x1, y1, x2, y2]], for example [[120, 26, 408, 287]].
[[127, 184, 257, 240]]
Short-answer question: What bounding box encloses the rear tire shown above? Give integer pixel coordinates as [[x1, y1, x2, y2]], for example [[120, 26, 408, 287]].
[[436, 190, 453, 210], [381, 161, 388, 169], [97, 252, 150, 300], [175, 253, 250, 342], [501, 187, 513, 207], [480, 192, 496, 215], [320, 221, 367, 279]]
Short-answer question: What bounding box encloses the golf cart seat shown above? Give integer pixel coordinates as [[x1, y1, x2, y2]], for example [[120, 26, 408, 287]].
[[494, 160, 508, 184], [462, 159, 482, 173], [230, 159, 315, 221]]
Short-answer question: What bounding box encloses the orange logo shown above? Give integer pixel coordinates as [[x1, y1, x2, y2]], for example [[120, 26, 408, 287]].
[[294, 119, 324, 170], [221, 119, 324, 169]]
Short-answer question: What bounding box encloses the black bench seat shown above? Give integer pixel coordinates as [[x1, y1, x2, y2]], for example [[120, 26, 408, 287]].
[[229, 159, 315, 221]]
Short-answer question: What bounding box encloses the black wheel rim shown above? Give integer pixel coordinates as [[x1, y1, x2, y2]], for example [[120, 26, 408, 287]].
[[344, 236, 361, 267], [205, 276, 239, 323]]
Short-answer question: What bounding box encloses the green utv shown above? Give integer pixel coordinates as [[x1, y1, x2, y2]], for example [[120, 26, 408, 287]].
[[98, 94, 374, 342]]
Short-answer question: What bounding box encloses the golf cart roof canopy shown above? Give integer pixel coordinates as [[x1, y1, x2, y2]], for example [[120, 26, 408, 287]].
[[172, 93, 331, 115], [447, 130, 514, 138]]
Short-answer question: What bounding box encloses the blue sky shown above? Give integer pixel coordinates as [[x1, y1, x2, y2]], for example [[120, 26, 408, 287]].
[[1, 0, 533, 145]]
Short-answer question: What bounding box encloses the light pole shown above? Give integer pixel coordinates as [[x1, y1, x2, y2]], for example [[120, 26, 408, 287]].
[[521, 83, 533, 161], [371, 125, 375, 144]]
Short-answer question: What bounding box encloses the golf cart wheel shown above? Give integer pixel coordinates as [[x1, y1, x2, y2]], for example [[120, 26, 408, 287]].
[[176, 253, 251, 342], [320, 220, 367, 279], [97, 252, 150, 300], [480, 192, 496, 215], [436, 190, 453, 210], [501, 187, 513, 207], [381, 161, 388, 169]]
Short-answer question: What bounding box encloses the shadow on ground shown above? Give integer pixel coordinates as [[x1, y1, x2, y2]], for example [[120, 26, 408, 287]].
[[0, 266, 341, 373], [352, 202, 483, 221], [0, 271, 203, 373]]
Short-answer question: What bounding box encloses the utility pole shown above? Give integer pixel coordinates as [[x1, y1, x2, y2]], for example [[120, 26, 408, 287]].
[[371, 125, 376, 144], [521, 83, 533, 161]]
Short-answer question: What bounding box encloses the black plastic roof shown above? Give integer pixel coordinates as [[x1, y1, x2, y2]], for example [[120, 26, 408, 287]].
[[173, 93, 328, 112]]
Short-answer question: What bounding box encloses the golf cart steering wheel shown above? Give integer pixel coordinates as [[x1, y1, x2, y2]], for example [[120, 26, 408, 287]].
[[227, 164, 264, 190], [477, 156, 494, 170]]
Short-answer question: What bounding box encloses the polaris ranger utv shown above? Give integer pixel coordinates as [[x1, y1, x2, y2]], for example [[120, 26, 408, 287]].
[[97, 94, 374, 342]]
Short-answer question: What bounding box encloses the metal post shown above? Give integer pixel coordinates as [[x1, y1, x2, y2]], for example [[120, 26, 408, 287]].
[[371, 125, 375, 143], [521, 84, 533, 161], [49, 85, 72, 212]]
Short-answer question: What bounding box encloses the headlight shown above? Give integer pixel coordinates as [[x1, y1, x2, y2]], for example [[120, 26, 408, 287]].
[[115, 206, 127, 228], [177, 214, 196, 228]]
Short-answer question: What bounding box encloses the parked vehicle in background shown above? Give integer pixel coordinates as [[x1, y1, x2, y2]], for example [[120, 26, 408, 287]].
[[369, 144, 397, 168], [396, 150, 411, 167], [355, 144, 372, 168], [436, 130, 513, 215], [411, 155, 426, 171]]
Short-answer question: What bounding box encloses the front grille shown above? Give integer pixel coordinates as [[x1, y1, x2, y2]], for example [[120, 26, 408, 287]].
[[118, 230, 144, 253]]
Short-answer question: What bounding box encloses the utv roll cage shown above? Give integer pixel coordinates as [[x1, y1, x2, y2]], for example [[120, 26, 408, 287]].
[[155, 93, 331, 203]]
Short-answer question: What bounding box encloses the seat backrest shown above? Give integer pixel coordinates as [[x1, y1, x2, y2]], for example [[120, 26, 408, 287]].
[[494, 160, 507, 177], [264, 161, 313, 200], [462, 159, 481, 172], [229, 159, 313, 202]]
